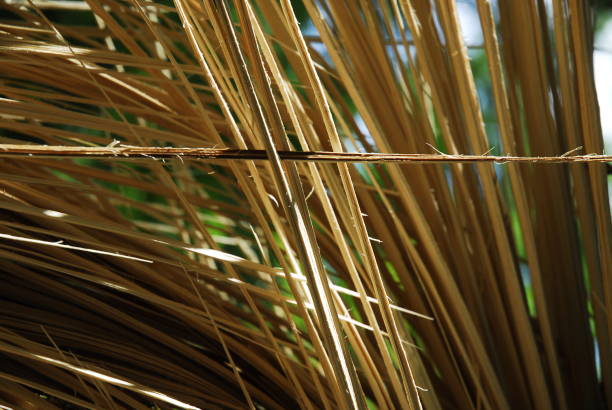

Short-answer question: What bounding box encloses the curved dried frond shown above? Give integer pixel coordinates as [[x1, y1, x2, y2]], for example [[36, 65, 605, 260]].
[[0, 0, 610, 409]]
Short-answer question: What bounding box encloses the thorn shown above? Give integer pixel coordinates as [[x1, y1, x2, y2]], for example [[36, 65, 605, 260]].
[[561, 146, 583, 157], [267, 193, 279, 207], [305, 186, 315, 201], [425, 142, 448, 156], [482, 146, 495, 156]]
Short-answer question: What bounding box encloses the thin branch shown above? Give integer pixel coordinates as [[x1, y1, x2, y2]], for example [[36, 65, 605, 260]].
[[0, 144, 610, 164]]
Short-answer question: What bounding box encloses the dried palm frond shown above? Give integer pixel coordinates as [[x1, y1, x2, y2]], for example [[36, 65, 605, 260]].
[[0, 0, 610, 409]]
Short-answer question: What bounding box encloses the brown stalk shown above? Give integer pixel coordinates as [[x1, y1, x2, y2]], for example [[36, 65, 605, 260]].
[[0, 144, 610, 163]]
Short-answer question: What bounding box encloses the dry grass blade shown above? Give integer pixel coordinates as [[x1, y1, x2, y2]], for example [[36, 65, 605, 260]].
[[0, 0, 610, 409]]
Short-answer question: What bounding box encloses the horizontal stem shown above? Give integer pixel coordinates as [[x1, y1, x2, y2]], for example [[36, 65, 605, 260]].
[[0, 144, 610, 165]]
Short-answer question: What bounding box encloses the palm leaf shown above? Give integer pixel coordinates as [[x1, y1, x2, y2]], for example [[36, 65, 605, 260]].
[[0, 0, 610, 408]]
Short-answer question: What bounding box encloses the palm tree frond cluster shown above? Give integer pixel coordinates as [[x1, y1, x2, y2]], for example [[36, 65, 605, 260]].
[[0, 0, 610, 409]]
